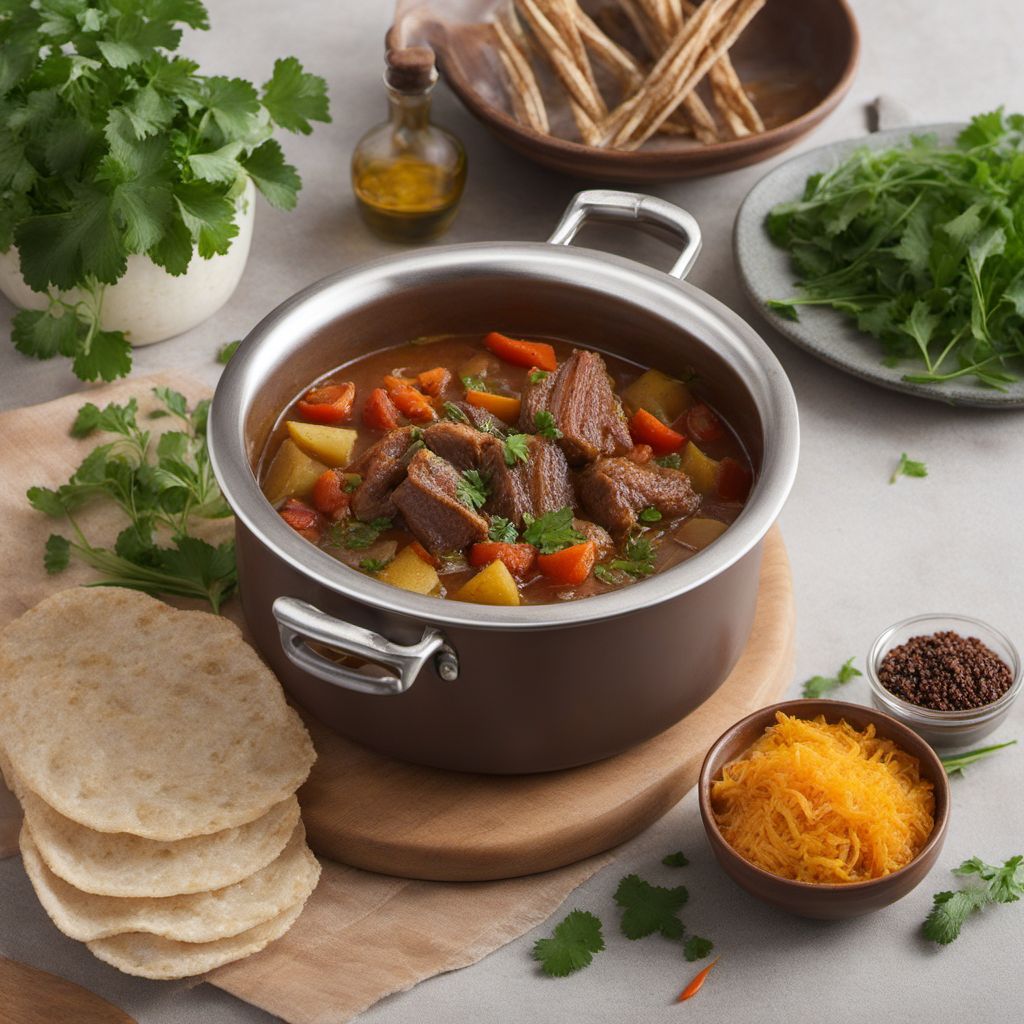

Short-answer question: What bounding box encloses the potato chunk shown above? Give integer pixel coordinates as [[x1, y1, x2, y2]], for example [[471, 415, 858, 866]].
[[378, 545, 441, 596], [285, 421, 357, 467], [262, 438, 327, 506], [453, 559, 521, 606], [677, 517, 728, 551], [621, 369, 691, 424], [681, 441, 719, 494]]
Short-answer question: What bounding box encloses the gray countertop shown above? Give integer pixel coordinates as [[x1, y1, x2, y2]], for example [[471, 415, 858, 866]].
[[2, 0, 1023, 1021]]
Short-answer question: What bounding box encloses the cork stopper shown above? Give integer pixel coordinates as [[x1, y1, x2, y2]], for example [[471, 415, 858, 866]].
[[385, 46, 437, 93]]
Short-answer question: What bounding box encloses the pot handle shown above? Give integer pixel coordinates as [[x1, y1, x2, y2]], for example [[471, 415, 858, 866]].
[[547, 189, 702, 280], [272, 596, 458, 697]]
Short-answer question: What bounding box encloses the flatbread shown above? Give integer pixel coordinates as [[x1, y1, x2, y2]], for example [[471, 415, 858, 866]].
[[21, 821, 320, 943], [0, 588, 315, 840], [21, 787, 300, 898], [87, 897, 308, 980]]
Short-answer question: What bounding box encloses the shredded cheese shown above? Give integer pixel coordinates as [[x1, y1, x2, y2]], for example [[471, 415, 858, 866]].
[[711, 713, 935, 884]]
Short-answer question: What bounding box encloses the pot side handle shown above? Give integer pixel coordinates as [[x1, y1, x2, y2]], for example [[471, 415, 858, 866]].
[[272, 596, 458, 696], [547, 189, 702, 280]]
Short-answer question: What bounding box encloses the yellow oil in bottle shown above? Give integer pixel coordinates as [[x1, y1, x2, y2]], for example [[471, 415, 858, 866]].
[[351, 47, 467, 242]]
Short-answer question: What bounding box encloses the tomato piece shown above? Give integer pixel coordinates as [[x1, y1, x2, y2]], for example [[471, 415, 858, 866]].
[[384, 375, 437, 423], [363, 387, 400, 431], [409, 540, 440, 568], [279, 498, 323, 542], [296, 382, 356, 424], [536, 541, 596, 586], [465, 389, 522, 423], [686, 403, 725, 443], [312, 469, 351, 520], [469, 542, 537, 578], [628, 408, 685, 455], [717, 457, 753, 502], [484, 331, 558, 372], [417, 367, 452, 396]]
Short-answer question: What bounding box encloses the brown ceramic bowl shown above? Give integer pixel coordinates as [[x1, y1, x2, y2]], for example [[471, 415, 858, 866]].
[[430, 0, 859, 182], [698, 699, 950, 919]]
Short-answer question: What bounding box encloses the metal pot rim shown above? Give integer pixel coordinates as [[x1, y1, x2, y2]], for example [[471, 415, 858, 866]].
[[210, 234, 799, 631]]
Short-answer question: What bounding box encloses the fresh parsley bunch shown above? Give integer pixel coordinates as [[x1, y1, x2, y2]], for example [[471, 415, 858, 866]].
[[1, 0, 330, 382], [767, 110, 1024, 389]]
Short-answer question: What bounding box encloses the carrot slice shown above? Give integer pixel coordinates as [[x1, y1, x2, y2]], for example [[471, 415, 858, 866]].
[[717, 457, 752, 502], [469, 542, 536, 578], [628, 408, 685, 455], [363, 387, 400, 431], [384, 375, 437, 423], [484, 331, 558, 372], [279, 498, 323, 542], [409, 540, 440, 568], [677, 958, 719, 1002], [686, 403, 725, 443], [536, 541, 596, 586], [465, 389, 521, 423], [312, 469, 350, 520], [296, 382, 356, 424], [417, 367, 452, 396]]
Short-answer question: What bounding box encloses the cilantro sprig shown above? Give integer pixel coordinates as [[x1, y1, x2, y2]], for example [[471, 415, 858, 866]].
[[29, 388, 236, 611], [522, 507, 584, 554], [610, 535, 657, 578], [488, 516, 518, 543], [532, 910, 604, 977], [328, 517, 392, 551], [2, 0, 330, 382], [503, 432, 531, 467], [923, 855, 1024, 944], [614, 874, 688, 940], [801, 656, 861, 698], [890, 453, 928, 484], [456, 469, 489, 510], [766, 110, 1024, 389]]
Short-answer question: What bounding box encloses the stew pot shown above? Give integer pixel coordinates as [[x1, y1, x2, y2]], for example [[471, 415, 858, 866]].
[[209, 190, 799, 774]]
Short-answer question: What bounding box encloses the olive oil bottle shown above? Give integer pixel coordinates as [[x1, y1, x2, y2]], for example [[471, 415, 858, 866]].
[[351, 46, 467, 241]]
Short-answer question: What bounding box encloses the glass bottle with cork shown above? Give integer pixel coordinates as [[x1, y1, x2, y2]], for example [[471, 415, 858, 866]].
[[351, 45, 467, 241]]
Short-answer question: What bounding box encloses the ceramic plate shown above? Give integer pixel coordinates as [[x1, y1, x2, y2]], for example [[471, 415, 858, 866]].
[[734, 123, 1024, 408]]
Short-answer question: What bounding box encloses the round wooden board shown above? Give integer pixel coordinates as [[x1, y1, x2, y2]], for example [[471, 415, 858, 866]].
[[298, 527, 794, 881], [0, 957, 137, 1024]]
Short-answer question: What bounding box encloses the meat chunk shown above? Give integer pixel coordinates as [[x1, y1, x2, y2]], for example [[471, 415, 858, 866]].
[[456, 401, 505, 435], [577, 457, 700, 534], [392, 450, 489, 555], [482, 435, 575, 528], [573, 518, 613, 556], [519, 349, 632, 465], [347, 427, 416, 521], [423, 421, 501, 473]]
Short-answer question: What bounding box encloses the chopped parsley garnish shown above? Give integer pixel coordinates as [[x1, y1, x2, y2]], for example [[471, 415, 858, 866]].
[[532, 909, 605, 978], [488, 516, 519, 543], [639, 506, 662, 523], [522, 507, 585, 554], [534, 410, 563, 440], [328, 517, 392, 551], [593, 563, 621, 585], [529, 368, 550, 384], [801, 657, 861, 698], [503, 432, 531, 466], [343, 474, 362, 493], [890, 452, 928, 484], [216, 341, 241, 364], [359, 557, 390, 574], [655, 453, 682, 469], [456, 469, 489, 510], [461, 374, 490, 392], [442, 401, 469, 423], [610, 536, 657, 577]]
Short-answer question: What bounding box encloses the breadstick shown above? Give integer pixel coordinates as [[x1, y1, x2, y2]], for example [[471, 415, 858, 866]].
[[494, 12, 549, 133]]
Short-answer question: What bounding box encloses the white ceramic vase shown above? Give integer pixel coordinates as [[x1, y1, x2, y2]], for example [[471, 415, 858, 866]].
[[0, 178, 255, 347]]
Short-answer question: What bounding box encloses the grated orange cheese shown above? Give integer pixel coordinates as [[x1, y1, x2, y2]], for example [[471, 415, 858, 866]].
[[711, 712, 935, 884]]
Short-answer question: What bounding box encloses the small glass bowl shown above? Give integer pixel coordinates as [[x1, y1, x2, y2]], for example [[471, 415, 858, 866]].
[[866, 614, 1022, 749]]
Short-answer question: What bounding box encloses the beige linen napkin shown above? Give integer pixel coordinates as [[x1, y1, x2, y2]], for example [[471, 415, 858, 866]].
[[0, 375, 608, 1023]]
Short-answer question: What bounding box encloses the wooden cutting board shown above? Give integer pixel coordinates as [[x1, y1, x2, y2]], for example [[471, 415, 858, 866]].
[[299, 527, 794, 881], [0, 957, 137, 1024]]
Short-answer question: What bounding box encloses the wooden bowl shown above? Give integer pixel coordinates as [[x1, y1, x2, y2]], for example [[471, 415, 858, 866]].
[[698, 699, 950, 919], [432, 0, 860, 182]]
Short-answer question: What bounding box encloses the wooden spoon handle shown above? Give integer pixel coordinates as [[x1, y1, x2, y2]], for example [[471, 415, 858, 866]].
[[0, 957, 138, 1024]]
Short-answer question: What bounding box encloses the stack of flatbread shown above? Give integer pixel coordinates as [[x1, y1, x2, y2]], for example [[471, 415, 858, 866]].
[[0, 588, 319, 980]]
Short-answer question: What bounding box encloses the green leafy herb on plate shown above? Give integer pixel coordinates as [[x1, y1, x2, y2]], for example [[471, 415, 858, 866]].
[[801, 656, 861, 698], [890, 453, 928, 484], [532, 909, 605, 977], [923, 855, 1024, 944], [614, 873, 688, 941]]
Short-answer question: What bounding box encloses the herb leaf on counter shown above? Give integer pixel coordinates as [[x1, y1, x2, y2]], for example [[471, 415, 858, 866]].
[[614, 874, 688, 940], [801, 657, 861, 698], [890, 453, 928, 485], [532, 909, 605, 977], [923, 855, 1024, 944], [216, 340, 241, 364], [684, 936, 714, 961], [941, 740, 1017, 776], [662, 851, 690, 868], [30, 389, 236, 611], [766, 110, 1024, 388]]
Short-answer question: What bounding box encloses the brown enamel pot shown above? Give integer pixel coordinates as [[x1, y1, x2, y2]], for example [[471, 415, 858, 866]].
[[209, 191, 799, 774]]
